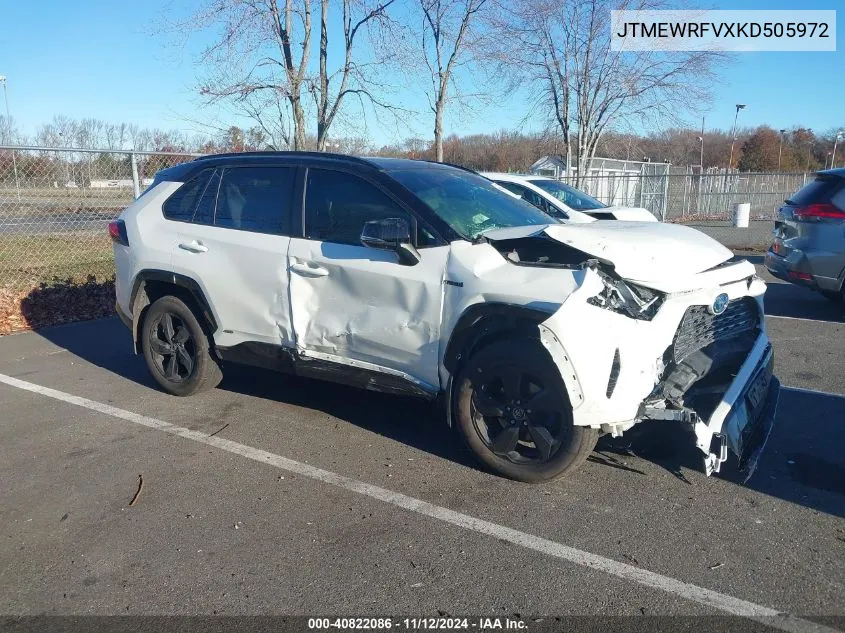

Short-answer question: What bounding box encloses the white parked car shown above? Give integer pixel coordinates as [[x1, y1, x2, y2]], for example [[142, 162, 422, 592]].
[[483, 172, 657, 222], [110, 153, 779, 483]]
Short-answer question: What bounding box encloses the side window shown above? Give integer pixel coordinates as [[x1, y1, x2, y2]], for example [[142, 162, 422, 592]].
[[193, 169, 221, 225], [215, 166, 295, 235], [496, 181, 525, 197], [304, 169, 413, 246], [162, 169, 214, 221], [497, 181, 543, 209]]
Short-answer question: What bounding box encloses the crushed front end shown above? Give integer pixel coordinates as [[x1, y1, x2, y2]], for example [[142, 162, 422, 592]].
[[644, 293, 780, 478], [479, 223, 781, 479], [537, 259, 780, 480]]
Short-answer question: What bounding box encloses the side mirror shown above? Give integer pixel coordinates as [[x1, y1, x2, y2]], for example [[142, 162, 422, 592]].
[[360, 217, 421, 266]]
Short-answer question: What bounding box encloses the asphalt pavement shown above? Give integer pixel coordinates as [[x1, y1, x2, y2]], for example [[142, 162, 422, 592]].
[[0, 260, 843, 629]]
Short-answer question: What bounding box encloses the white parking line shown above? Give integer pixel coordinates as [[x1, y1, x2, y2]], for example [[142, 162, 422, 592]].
[[766, 314, 844, 323], [783, 385, 845, 400], [0, 372, 840, 633]]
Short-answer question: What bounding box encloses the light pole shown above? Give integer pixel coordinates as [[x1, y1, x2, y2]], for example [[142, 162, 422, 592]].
[[0, 75, 21, 201], [806, 129, 813, 171], [698, 116, 705, 169], [777, 129, 787, 171], [727, 103, 746, 170], [832, 130, 843, 169]]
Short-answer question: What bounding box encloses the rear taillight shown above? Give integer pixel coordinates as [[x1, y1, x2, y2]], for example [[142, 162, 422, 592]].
[[108, 219, 129, 246], [788, 271, 813, 281], [793, 203, 845, 220]]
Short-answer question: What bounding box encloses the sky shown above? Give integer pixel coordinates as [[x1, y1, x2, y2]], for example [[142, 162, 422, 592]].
[[0, 0, 843, 147]]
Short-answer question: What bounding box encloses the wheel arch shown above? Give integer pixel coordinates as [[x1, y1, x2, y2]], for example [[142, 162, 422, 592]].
[[442, 303, 553, 375], [129, 270, 218, 354], [442, 303, 584, 427]]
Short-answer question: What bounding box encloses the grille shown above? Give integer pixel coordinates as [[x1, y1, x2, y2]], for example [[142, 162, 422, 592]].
[[672, 298, 760, 364]]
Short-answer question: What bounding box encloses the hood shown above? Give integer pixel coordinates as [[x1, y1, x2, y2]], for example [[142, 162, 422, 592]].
[[481, 221, 733, 283], [599, 206, 658, 222]]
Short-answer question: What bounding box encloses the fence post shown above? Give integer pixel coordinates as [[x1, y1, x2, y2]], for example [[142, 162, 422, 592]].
[[130, 152, 140, 199]]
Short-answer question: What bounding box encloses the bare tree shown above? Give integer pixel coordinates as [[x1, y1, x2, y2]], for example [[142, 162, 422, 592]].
[[413, 0, 490, 162], [310, 0, 397, 150], [181, 0, 396, 151], [503, 0, 719, 185], [0, 115, 23, 145], [104, 122, 130, 150]]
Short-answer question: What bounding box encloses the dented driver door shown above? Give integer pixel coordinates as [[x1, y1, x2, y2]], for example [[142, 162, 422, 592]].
[[287, 168, 448, 391]]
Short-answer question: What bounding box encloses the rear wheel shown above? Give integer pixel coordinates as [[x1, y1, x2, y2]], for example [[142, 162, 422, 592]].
[[453, 338, 598, 483], [141, 295, 222, 396]]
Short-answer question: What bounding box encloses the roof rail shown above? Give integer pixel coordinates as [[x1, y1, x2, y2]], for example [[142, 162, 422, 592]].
[[428, 160, 479, 174], [192, 150, 376, 166]]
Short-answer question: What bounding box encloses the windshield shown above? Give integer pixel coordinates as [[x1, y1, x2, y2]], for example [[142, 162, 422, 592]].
[[389, 168, 553, 240], [530, 179, 606, 211]]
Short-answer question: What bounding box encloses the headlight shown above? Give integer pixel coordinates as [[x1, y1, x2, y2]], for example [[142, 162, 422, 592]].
[[587, 268, 664, 320]]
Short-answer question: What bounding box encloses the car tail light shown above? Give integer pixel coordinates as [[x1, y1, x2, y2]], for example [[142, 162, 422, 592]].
[[787, 271, 813, 281], [108, 219, 129, 246], [793, 203, 845, 220]]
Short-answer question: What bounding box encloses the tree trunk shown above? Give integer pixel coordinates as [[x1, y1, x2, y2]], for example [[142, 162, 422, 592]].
[[316, 0, 330, 151], [292, 96, 306, 150], [434, 101, 444, 162]]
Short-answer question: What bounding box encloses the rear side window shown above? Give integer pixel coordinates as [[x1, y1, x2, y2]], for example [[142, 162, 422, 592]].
[[193, 169, 221, 225], [787, 176, 843, 206], [215, 167, 295, 235], [304, 169, 413, 245], [162, 169, 214, 221]]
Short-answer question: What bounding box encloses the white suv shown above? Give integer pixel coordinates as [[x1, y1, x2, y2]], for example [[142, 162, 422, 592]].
[[110, 153, 779, 483]]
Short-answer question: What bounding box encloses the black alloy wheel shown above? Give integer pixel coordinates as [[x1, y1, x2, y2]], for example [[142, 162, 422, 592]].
[[148, 311, 196, 383]]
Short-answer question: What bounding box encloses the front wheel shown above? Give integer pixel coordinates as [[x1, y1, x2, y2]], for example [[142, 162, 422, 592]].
[[140, 295, 223, 397], [453, 338, 597, 483]]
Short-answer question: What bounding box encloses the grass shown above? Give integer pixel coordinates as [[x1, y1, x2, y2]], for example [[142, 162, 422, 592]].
[[0, 188, 133, 216], [0, 233, 115, 289]]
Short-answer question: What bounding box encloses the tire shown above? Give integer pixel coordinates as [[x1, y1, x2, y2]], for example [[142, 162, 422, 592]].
[[140, 295, 223, 397], [452, 338, 598, 483]]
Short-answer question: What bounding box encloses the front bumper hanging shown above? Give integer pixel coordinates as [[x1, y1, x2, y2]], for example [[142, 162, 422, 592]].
[[698, 341, 780, 480]]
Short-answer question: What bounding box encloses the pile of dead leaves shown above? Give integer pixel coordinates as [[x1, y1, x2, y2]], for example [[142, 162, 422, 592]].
[[0, 276, 116, 335]]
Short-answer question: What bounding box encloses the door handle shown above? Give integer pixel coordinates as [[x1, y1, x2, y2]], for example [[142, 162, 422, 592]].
[[290, 262, 329, 277], [178, 241, 208, 253]]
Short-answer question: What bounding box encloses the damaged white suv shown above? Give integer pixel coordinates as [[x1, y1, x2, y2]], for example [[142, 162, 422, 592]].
[[111, 152, 780, 483]]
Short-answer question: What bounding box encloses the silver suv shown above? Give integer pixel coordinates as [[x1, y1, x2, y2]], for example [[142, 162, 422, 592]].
[[766, 169, 845, 304]]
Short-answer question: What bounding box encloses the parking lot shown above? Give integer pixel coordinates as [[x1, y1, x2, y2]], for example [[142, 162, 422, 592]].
[[1, 257, 843, 630]]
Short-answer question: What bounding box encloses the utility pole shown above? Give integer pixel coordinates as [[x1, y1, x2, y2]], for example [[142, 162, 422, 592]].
[[777, 129, 787, 170], [833, 130, 843, 169], [727, 104, 746, 170], [806, 130, 813, 172], [0, 75, 21, 202]]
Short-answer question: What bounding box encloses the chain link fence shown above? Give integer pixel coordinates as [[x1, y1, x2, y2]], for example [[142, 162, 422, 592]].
[[0, 146, 200, 293], [577, 169, 812, 250], [1, 146, 815, 298]]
